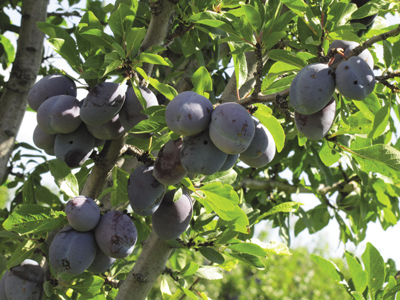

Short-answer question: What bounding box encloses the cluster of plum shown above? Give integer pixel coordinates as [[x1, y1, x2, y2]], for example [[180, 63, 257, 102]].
[[291, 40, 375, 141], [29, 74, 158, 168], [0, 259, 45, 300], [49, 196, 137, 276]]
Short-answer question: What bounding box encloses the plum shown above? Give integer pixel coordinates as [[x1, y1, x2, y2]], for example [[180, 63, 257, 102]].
[[290, 63, 336, 115], [165, 91, 213, 136], [94, 211, 137, 259], [28, 74, 77, 112], [209, 102, 255, 154], [33, 125, 56, 151], [119, 86, 158, 133], [4, 259, 44, 300], [54, 124, 95, 168], [127, 165, 166, 216], [153, 138, 187, 186], [152, 190, 193, 240], [80, 82, 127, 126], [49, 227, 97, 275], [295, 98, 336, 141], [0, 271, 7, 300], [86, 114, 125, 140], [87, 248, 116, 273], [240, 119, 270, 158], [328, 40, 374, 70], [65, 196, 100, 232], [336, 56, 375, 100], [219, 154, 239, 172], [180, 129, 228, 175], [240, 128, 276, 168], [36, 95, 81, 134]]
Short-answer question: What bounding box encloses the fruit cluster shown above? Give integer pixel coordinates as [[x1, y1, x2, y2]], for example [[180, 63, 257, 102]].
[[49, 196, 137, 276], [30, 74, 158, 168], [291, 40, 375, 141], [0, 259, 45, 300]]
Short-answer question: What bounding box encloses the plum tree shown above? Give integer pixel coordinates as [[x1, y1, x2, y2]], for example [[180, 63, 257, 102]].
[[152, 190, 193, 240], [153, 138, 187, 186], [32, 125, 56, 152], [336, 56, 375, 100], [180, 129, 228, 175], [290, 63, 336, 115], [49, 226, 97, 275], [119, 86, 158, 136], [328, 40, 374, 70], [86, 114, 125, 140], [87, 248, 116, 273], [219, 154, 239, 172], [36, 95, 81, 134], [241, 119, 271, 158], [94, 211, 137, 259], [3, 259, 44, 300], [65, 196, 100, 232], [295, 98, 337, 141], [240, 128, 276, 168], [27, 74, 77, 112], [54, 124, 95, 168], [127, 164, 166, 215], [80, 82, 127, 126], [209, 102, 255, 154], [165, 91, 213, 136]]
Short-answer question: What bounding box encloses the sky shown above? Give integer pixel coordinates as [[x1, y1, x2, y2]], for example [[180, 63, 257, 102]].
[[2, 0, 400, 268]]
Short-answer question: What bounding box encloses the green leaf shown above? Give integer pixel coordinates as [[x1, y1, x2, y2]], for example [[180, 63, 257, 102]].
[[345, 252, 367, 293], [200, 182, 239, 212], [228, 242, 267, 257], [178, 287, 198, 300], [3, 204, 68, 235], [202, 169, 237, 185], [108, 3, 135, 38], [80, 28, 115, 49], [368, 105, 390, 139], [199, 248, 225, 265], [99, 52, 123, 77], [351, 144, 400, 178], [191, 66, 213, 96], [229, 43, 248, 90], [190, 12, 238, 36], [258, 202, 302, 220], [48, 159, 79, 198], [351, 2, 379, 19], [242, 4, 262, 33], [111, 167, 130, 207], [253, 104, 285, 152], [279, 0, 308, 17], [140, 53, 172, 67], [383, 40, 393, 69], [383, 279, 400, 299], [6, 239, 35, 269], [180, 261, 200, 276], [228, 252, 265, 269], [126, 27, 146, 57], [148, 78, 178, 101], [130, 119, 166, 134], [310, 254, 343, 282], [22, 174, 36, 204], [194, 266, 224, 280], [43, 281, 54, 297], [351, 291, 365, 300], [263, 31, 287, 51], [319, 141, 340, 167], [361, 243, 385, 299], [268, 49, 307, 68], [70, 276, 104, 297], [263, 241, 291, 256], [0, 35, 14, 69]]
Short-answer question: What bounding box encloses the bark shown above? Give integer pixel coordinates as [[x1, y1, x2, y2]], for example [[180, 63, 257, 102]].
[[0, 0, 49, 184]]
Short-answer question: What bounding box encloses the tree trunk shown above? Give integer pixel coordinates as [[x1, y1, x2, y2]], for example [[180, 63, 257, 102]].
[[0, 0, 49, 184]]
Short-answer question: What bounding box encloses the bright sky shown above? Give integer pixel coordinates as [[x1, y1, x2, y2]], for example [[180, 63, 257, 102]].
[[3, 0, 400, 268]]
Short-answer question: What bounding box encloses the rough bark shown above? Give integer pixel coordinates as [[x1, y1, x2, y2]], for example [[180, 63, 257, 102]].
[[0, 0, 49, 184]]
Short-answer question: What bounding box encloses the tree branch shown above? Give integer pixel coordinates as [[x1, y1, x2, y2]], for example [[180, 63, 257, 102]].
[[0, 0, 49, 184]]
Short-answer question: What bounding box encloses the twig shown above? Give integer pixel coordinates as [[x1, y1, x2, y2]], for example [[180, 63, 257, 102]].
[[251, 42, 264, 98], [47, 11, 81, 18], [237, 88, 290, 106]]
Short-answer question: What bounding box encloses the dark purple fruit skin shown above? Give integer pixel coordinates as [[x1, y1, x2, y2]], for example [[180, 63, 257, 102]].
[[119, 86, 158, 132], [65, 196, 100, 232], [80, 82, 127, 126], [240, 128, 276, 168], [240, 119, 270, 158], [54, 124, 95, 168], [0, 270, 8, 300], [219, 154, 239, 172], [295, 98, 336, 141], [86, 114, 125, 140], [328, 40, 374, 70], [180, 130, 228, 175], [290, 63, 336, 115], [87, 248, 116, 273], [94, 211, 138, 259], [127, 165, 166, 216], [336, 56, 375, 100], [4, 259, 44, 300], [49, 227, 97, 276], [209, 102, 255, 154], [36, 95, 82, 134], [165, 91, 213, 136], [33, 125, 56, 150], [153, 138, 187, 186], [152, 190, 193, 240], [28, 74, 77, 112]]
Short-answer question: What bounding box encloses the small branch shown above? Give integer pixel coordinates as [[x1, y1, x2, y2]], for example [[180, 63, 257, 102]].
[[251, 43, 264, 98], [237, 88, 290, 106], [163, 23, 195, 48], [47, 11, 81, 18], [237, 178, 311, 194]]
